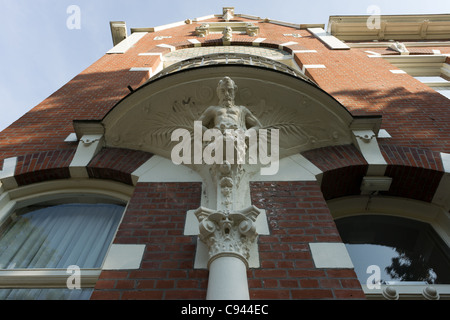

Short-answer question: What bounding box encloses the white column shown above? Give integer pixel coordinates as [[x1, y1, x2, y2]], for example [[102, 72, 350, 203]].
[[194, 205, 260, 300], [206, 256, 249, 300]]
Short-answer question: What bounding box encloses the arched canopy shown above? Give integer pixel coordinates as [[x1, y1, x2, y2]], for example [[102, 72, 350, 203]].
[[75, 61, 382, 161]]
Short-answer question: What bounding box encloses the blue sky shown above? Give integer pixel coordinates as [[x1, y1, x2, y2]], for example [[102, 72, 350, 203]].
[[0, 0, 449, 131]]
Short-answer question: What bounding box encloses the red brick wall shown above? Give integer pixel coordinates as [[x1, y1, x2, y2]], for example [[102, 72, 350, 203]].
[[249, 181, 365, 299], [1, 14, 449, 301], [91, 182, 206, 300], [87, 148, 153, 185]]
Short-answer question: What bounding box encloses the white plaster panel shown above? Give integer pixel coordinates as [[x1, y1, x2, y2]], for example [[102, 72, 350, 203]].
[[102, 244, 146, 270], [309, 242, 354, 268]]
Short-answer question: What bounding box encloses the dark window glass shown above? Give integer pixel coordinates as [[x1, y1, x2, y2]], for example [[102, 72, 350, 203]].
[[335, 215, 450, 284]]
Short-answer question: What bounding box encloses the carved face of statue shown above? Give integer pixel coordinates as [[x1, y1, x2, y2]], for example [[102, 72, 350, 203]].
[[217, 77, 236, 106]]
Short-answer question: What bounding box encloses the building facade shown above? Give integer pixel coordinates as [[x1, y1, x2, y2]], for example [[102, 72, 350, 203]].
[[0, 7, 450, 300]]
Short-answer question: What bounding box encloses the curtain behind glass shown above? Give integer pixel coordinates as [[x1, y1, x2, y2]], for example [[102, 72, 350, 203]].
[[0, 203, 124, 269]]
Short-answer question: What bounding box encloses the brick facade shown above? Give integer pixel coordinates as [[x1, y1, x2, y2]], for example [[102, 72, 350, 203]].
[[1, 9, 449, 300]]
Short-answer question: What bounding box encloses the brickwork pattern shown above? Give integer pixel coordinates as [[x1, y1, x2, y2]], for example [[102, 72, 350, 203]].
[[249, 181, 365, 299], [91, 182, 205, 300]]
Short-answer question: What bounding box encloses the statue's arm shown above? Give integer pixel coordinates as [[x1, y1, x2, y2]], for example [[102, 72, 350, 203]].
[[244, 108, 262, 131], [198, 106, 215, 131]]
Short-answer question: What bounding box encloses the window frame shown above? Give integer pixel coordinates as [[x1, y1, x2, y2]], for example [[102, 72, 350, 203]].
[[328, 195, 450, 300], [0, 179, 132, 292]]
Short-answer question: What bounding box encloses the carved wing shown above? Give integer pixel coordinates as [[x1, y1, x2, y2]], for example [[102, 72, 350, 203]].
[[248, 98, 342, 153], [145, 98, 202, 148]]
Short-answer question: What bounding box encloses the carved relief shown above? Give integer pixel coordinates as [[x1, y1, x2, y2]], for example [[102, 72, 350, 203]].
[[107, 75, 350, 159], [195, 23, 209, 37], [222, 27, 233, 42], [195, 205, 260, 267]]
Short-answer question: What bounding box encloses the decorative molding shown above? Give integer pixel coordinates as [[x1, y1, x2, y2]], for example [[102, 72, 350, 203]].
[[222, 7, 234, 22], [351, 129, 387, 176], [195, 205, 261, 268], [0, 269, 101, 289], [388, 42, 409, 55], [101, 65, 366, 165], [195, 22, 260, 38], [328, 14, 450, 41], [69, 134, 104, 178]]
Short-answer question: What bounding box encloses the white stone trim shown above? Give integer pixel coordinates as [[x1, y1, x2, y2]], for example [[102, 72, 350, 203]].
[[351, 129, 387, 176], [131, 155, 202, 185], [365, 50, 381, 56], [0, 157, 18, 191], [307, 27, 350, 50], [377, 129, 391, 138], [278, 41, 298, 50], [102, 244, 145, 270], [432, 152, 450, 211], [293, 49, 317, 54], [156, 43, 176, 52], [1, 179, 132, 211], [440, 152, 450, 173], [0, 157, 17, 179], [192, 14, 216, 22], [69, 134, 104, 178], [252, 38, 266, 46], [107, 32, 147, 54], [249, 154, 322, 182], [309, 242, 354, 268], [0, 269, 101, 289], [138, 52, 163, 58], [64, 133, 78, 142], [188, 38, 201, 47], [362, 284, 450, 300], [301, 64, 326, 73], [390, 69, 407, 74], [129, 67, 153, 78], [265, 19, 301, 29]]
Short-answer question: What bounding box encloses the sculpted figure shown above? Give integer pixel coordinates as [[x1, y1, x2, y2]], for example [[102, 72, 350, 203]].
[[222, 26, 233, 42], [198, 77, 261, 133]]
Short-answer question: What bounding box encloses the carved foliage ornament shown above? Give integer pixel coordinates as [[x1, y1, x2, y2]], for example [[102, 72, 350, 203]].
[[195, 205, 260, 267]]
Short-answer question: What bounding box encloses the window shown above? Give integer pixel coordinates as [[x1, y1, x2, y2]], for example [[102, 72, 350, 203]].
[[335, 215, 450, 285], [0, 201, 125, 300], [381, 54, 450, 99]]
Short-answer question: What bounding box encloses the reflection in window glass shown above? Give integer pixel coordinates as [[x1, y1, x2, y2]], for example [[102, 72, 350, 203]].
[[335, 215, 450, 285]]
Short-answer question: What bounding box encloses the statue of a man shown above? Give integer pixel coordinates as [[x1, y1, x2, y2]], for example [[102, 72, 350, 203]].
[[198, 77, 262, 133]]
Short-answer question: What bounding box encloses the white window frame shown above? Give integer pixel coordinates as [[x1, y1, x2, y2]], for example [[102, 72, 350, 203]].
[[328, 195, 450, 300], [0, 179, 133, 291]]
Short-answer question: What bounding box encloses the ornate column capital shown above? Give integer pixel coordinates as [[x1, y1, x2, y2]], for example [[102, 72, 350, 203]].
[[194, 205, 261, 268]]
